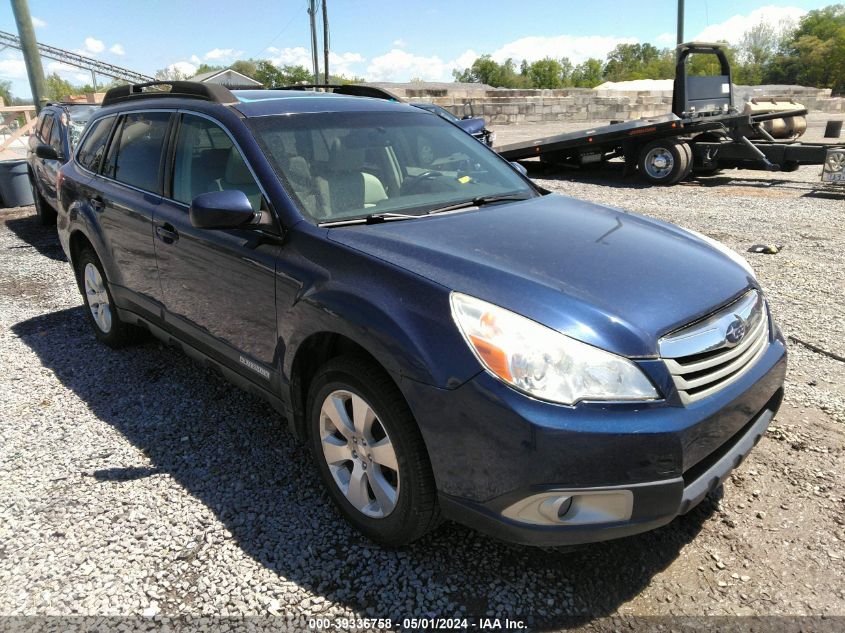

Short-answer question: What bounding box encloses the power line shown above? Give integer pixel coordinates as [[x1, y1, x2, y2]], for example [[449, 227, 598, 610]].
[[251, 0, 309, 59]]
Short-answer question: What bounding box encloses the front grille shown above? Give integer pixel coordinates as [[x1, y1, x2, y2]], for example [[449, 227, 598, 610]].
[[659, 290, 769, 404]]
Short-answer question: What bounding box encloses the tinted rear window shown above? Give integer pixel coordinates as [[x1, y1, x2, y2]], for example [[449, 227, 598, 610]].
[[105, 112, 171, 192]]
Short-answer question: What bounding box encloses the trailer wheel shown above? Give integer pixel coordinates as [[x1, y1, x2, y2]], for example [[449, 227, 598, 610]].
[[638, 139, 689, 185]]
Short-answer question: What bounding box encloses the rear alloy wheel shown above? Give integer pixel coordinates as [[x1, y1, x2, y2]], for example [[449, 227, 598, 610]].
[[308, 356, 440, 546], [75, 247, 135, 347], [638, 139, 690, 185], [30, 179, 57, 226]]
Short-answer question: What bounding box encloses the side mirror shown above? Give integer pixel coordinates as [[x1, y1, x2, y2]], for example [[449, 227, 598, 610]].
[[189, 190, 256, 230], [462, 102, 474, 119], [35, 143, 59, 161], [510, 161, 528, 177]]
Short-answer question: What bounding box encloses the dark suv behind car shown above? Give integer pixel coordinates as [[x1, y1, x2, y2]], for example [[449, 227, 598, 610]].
[[57, 81, 786, 547], [27, 102, 98, 225]]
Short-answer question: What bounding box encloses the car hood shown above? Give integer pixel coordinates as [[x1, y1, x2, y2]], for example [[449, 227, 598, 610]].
[[456, 117, 486, 135], [327, 194, 755, 357]]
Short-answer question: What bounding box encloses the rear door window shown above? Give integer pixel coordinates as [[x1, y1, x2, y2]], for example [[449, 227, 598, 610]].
[[104, 112, 171, 193], [76, 116, 115, 173], [170, 114, 261, 211]]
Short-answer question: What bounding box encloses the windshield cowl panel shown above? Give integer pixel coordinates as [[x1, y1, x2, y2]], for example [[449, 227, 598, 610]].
[[247, 111, 535, 225]]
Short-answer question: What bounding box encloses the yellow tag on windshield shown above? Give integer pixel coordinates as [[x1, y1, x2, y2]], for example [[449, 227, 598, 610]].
[[458, 176, 471, 184]]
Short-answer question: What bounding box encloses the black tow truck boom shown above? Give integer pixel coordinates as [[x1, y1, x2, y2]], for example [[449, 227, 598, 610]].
[[497, 42, 844, 185]]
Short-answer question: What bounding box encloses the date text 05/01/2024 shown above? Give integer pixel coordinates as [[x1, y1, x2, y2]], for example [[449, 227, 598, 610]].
[[308, 617, 527, 630]]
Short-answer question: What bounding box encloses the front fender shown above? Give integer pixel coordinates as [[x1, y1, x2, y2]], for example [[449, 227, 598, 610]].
[[278, 228, 482, 390]]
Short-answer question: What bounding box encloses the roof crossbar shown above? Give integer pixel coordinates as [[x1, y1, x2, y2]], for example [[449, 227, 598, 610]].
[[273, 84, 403, 101], [101, 81, 238, 107]]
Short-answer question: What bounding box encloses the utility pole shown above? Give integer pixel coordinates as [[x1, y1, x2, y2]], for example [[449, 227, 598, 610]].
[[322, 0, 329, 83], [676, 0, 685, 46], [10, 0, 46, 112], [308, 0, 320, 84]]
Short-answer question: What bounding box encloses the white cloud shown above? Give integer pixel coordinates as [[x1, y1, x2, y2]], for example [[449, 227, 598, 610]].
[[695, 6, 806, 44], [489, 34, 638, 65], [266, 46, 313, 68], [452, 49, 479, 72], [83, 37, 105, 54], [46, 60, 77, 75], [31, 16, 47, 28], [264, 46, 365, 78], [0, 55, 27, 79], [329, 51, 365, 77], [366, 49, 453, 82], [164, 61, 198, 78], [109, 43, 125, 56], [204, 47, 244, 62], [364, 34, 631, 83], [190, 54, 201, 64], [655, 32, 676, 46], [392, 38, 407, 48]]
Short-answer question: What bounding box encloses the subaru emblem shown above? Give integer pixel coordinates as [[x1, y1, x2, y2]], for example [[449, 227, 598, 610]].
[[725, 317, 746, 346]]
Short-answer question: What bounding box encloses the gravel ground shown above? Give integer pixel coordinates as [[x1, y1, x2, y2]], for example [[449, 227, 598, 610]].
[[1, 143, 844, 630]]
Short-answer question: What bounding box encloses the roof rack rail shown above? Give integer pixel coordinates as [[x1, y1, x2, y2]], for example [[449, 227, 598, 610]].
[[45, 101, 100, 107], [273, 83, 403, 102], [101, 81, 238, 107]]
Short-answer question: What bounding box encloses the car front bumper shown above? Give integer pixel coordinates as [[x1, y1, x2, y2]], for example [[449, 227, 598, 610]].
[[401, 333, 787, 546]]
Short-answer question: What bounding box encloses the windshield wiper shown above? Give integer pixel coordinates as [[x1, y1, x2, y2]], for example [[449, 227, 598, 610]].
[[425, 194, 534, 216], [319, 212, 422, 227]]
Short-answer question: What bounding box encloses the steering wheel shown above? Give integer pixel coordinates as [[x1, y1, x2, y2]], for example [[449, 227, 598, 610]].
[[402, 170, 445, 195]]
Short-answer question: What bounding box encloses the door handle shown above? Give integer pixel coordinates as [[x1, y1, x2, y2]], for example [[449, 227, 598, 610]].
[[90, 195, 104, 212], [155, 223, 179, 243]]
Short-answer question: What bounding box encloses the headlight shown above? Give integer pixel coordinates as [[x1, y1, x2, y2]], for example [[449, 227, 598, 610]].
[[682, 227, 756, 279], [450, 293, 659, 405]]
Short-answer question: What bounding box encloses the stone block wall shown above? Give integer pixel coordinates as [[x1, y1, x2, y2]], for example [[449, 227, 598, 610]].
[[394, 85, 845, 125]]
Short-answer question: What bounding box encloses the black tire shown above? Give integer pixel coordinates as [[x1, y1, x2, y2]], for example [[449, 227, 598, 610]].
[[75, 247, 135, 347], [30, 178, 57, 226], [679, 142, 693, 180], [638, 139, 689, 185], [307, 355, 440, 546]]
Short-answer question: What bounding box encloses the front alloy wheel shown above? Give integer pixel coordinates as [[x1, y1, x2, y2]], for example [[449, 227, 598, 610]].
[[319, 389, 400, 518], [308, 356, 440, 546]]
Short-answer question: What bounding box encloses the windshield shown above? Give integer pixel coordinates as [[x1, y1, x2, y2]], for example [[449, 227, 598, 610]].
[[247, 111, 534, 224]]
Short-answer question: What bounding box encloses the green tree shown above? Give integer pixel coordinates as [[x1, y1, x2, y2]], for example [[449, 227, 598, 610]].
[[282, 64, 314, 84], [452, 55, 525, 87], [253, 60, 285, 87], [523, 58, 572, 88], [571, 58, 604, 87], [0, 80, 11, 106], [230, 59, 258, 79], [155, 66, 191, 80], [603, 43, 661, 81], [194, 63, 224, 76], [767, 4, 845, 93], [44, 73, 75, 101]]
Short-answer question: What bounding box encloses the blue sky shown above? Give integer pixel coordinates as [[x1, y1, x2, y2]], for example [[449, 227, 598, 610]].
[[0, 0, 830, 98]]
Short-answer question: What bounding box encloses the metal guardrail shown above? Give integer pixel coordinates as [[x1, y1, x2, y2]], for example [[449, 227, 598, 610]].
[[0, 30, 154, 84]]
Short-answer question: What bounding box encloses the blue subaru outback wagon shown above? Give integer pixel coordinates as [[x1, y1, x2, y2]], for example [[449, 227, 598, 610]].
[[57, 82, 786, 547]]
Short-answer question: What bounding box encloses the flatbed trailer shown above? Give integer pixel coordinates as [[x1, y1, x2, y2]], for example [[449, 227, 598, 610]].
[[497, 43, 845, 186]]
